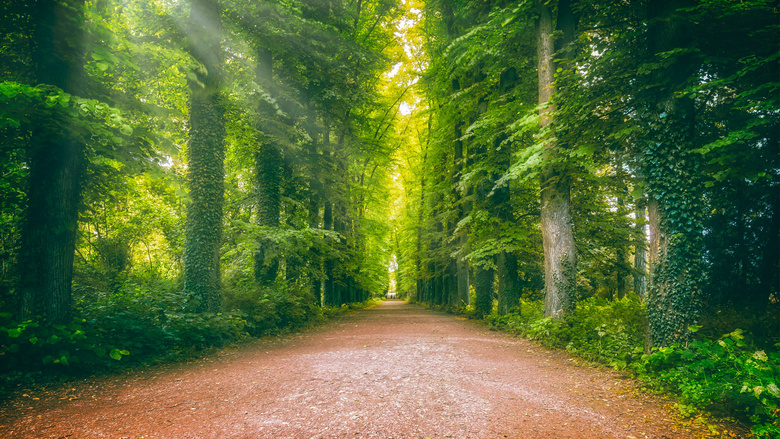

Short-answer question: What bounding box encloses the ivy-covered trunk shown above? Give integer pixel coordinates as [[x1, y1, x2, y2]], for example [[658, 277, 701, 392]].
[[537, 0, 577, 318], [253, 46, 282, 286], [495, 168, 519, 315], [643, 0, 704, 349], [254, 141, 282, 284], [183, 0, 225, 313], [497, 251, 519, 315], [634, 198, 648, 300], [18, 0, 86, 324]]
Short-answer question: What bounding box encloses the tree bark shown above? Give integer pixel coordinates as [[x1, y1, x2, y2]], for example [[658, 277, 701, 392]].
[[474, 266, 494, 318], [183, 0, 226, 313], [18, 0, 87, 324], [253, 47, 282, 285], [634, 198, 648, 300], [537, 0, 577, 318], [323, 200, 335, 306], [616, 197, 628, 300], [456, 233, 470, 306], [415, 149, 427, 303], [644, 0, 703, 349], [494, 67, 520, 315]]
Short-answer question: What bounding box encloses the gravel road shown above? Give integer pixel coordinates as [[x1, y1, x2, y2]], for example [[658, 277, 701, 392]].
[[0, 300, 709, 438]]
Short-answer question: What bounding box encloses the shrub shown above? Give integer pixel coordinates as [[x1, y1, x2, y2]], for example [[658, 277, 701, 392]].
[[222, 281, 322, 337], [486, 296, 647, 369], [637, 328, 780, 438], [483, 296, 779, 437], [0, 313, 129, 371]]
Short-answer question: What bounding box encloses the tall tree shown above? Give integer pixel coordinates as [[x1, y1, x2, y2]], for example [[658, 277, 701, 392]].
[[182, 0, 226, 313], [17, 0, 87, 324], [253, 46, 282, 285], [494, 67, 520, 315], [634, 198, 647, 300], [642, 0, 704, 348], [536, 0, 577, 318]]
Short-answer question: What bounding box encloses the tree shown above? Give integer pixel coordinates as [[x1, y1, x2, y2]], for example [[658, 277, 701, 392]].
[[182, 0, 226, 313], [536, 0, 577, 318], [253, 46, 282, 286], [17, 0, 88, 324], [641, 0, 705, 348]]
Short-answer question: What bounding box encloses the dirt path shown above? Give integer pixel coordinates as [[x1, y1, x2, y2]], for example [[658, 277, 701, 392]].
[[0, 301, 708, 438]]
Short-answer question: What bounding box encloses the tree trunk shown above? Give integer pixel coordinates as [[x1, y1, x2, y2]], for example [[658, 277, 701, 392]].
[[616, 197, 628, 300], [18, 0, 87, 324], [183, 0, 226, 313], [308, 181, 321, 306], [451, 78, 470, 307], [415, 149, 427, 303], [456, 233, 470, 306], [493, 68, 519, 315], [634, 198, 647, 300], [537, 0, 577, 318], [644, 0, 703, 349], [323, 200, 335, 306], [647, 197, 664, 277], [253, 47, 282, 285], [497, 251, 519, 315], [474, 266, 494, 318]]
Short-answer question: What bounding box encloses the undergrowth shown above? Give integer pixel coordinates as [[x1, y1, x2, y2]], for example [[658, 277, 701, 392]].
[[481, 296, 780, 438], [0, 278, 379, 380]]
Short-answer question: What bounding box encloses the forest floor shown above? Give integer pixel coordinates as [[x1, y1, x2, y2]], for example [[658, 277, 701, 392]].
[[0, 300, 724, 438]]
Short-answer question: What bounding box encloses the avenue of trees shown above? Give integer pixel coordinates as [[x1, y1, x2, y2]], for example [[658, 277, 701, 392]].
[[0, 0, 778, 435], [1, 0, 405, 362], [391, 0, 778, 348], [386, 1, 778, 433]]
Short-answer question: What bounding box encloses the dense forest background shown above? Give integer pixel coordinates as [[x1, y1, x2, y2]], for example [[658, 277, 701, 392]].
[[0, 0, 778, 436]]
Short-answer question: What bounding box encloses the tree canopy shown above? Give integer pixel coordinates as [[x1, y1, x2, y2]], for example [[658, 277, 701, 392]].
[[0, 0, 778, 434]]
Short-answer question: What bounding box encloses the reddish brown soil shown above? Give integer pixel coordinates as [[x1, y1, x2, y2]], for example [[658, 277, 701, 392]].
[[0, 301, 715, 438]]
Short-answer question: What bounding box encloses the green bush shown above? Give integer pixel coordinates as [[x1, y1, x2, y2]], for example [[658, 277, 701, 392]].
[[483, 296, 780, 437], [0, 313, 129, 371], [486, 296, 647, 369], [637, 328, 780, 438], [560, 296, 647, 369], [222, 282, 322, 337]]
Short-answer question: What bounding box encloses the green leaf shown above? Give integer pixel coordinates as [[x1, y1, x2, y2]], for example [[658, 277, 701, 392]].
[[7, 328, 21, 337], [109, 348, 122, 360]]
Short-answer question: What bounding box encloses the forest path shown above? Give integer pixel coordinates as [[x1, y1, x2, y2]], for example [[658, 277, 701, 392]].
[[0, 300, 707, 439]]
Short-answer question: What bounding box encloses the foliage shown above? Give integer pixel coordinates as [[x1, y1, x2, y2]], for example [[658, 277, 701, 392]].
[[0, 312, 130, 371], [487, 296, 647, 369], [485, 296, 780, 436], [2, 274, 365, 372], [223, 281, 321, 336], [1, 1, 778, 436], [638, 329, 780, 438]]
